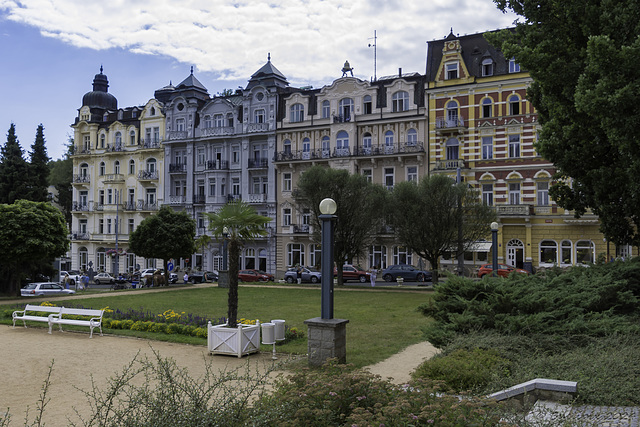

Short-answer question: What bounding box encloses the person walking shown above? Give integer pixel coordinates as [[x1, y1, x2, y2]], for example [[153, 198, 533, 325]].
[[183, 272, 189, 284], [370, 267, 377, 287], [296, 266, 302, 285]]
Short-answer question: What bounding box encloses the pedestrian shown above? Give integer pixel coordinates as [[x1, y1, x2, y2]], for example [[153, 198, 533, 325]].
[[370, 266, 377, 287], [64, 273, 70, 289], [82, 273, 90, 289], [296, 266, 302, 284], [184, 272, 189, 283]]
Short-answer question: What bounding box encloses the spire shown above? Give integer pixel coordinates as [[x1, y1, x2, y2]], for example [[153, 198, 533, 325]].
[[268, 52, 271, 62], [190, 65, 194, 75]]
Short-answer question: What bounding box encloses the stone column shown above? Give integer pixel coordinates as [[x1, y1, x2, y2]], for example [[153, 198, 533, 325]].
[[304, 317, 349, 366]]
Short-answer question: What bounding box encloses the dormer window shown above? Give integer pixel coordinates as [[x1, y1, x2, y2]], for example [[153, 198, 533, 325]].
[[290, 103, 304, 123], [509, 58, 521, 73], [446, 62, 459, 80], [363, 95, 372, 114], [482, 58, 494, 76], [150, 107, 156, 116], [103, 112, 109, 121], [391, 91, 409, 112]]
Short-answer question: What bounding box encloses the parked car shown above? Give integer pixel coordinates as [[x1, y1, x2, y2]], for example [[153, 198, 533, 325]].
[[238, 269, 274, 282], [188, 271, 217, 283], [21, 282, 76, 297], [140, 268, 157, 279], [335, 264, 370, 283], [381, 264, 432, 282], [477, 263, 530, 278], [284, 267, 321, 284], [93, 272, 116, 284], [59, 270, 82, 287]]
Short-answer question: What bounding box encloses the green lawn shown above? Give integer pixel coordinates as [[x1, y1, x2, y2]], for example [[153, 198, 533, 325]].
[[60, 286, 433, 367]]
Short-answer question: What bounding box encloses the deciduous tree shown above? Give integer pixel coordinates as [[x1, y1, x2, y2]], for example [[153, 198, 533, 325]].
[[389, 174, 496, 284], [489, 0, 640, 245]]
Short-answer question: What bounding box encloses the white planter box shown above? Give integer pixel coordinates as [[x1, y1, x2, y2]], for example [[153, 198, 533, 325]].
[[207, 321, 261, 357]]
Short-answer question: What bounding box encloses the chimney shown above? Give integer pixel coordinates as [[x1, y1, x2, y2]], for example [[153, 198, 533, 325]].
[[399, 68, 402, 77]]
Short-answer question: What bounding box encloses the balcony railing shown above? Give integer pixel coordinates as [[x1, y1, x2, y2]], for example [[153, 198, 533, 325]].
[[140, 139, 161, 149], [105, 144, 124, 152], [247, 193, 267, 203], [138, 170, 159, 180], [168, 195, 187, 205], [434, 159, 465, 170], [169, 163, 187, 173], [201, 126, 234, 137], [248, 158, 268, 168], [495, 204, 533, 216], [193, 195, 206, 204], [247, 123, 270, 133], [70, 232, 89, 241], [138, 201, 158, 211], [293, 224, 310, 233], [72, 174, 90, 184], [166, 131, 188, 140], [435, 116, 466, 130], [102, 173, 124, 182], [72, 203, 89, 212], [274, 142, 425, 162], [206, 160, 229, 170], [122, 201, 137, 211]]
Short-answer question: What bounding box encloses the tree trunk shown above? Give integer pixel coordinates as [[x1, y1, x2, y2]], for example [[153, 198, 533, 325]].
[[429, 256, 440, 285], [227, 240, 240, 327]]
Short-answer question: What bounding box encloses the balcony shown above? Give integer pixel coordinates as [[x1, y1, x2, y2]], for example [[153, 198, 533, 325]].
[[495, 204, 533, 216], [247, 123, 270, 133], [70, 232, 89, 241], [201, 126, 234, 137], [169, 163, 187, 173], [193, 195, 206, 204], [434, 159, 465, 170], [206, 160, 229, 170], [168, 195, 187, 205], [137, 201, 158, 211], [122, 201, 137, 211], [166, 131, 188, 140], [293, 224, 310, 233], [435, 116, 466, 133], [72, 174, 90, 184], [248, 158, 268, 169], [140, 139, 161, 149], [102, 173, 124, 183], [72, 203, 89, 212], [138, 170, 159, 181], [73, 147, 91, 156], [105, 144, 124, 152], [247, 193, 267, 204]]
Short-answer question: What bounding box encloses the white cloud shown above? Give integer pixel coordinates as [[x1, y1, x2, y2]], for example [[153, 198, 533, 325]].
[[1, 0, 519, 85]]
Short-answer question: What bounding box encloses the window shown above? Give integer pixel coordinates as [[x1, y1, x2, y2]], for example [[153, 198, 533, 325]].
[[129, 130, 136, 145], [363, 95, 372, 114], [322, 100, 330, 118], [287, 243, 305, 267], [146, 158, 156, 173], [339, 98, 353, 121], [100, 134, 105, 148], [393, 246, 412, 265], [254, 109, 265, 123], [363, 133, 372, 153], [384, 167, 394, 190], [508, 134, 520, 158], [482, 184, 494, 206], [153, 127, 159, 142], [407, 129, 417, 146], [482, 98, 493, 118], [362, 169, 372, 183], [99, 219, 104, 234], [114, 160, 120, 174], [128, 219, 134, 234], [407, 166, 418, 182], [290, 103, 304, 122], [385, 131, 394, 152], [146, 188, 156, 205], [392, 91, 409, 112], [115, 132, 122, 147], [336, 130, 349, 155], [540, 240, 558, 264], [537, 181, 549, 206], [99, 190, 104, 205], [227, 113, 234, 127], [321, 136, 330, 157], [79, 163, 88, 178], [79, 190, 88, 207], [129, 160, 135, 175], [79, 219, 87, 234], [446, 137, 459, 160], [209, 178, 216, 196], [128, 188, 135, 204], [283, 172, 292, 192], [232, 177, 240, 196], [204, 115, 212, 128], [445, 62, 458, 79], [99, 162, 105, 176], [283, 139, 292, 155], [509, 58, 520, 73], [509, 182, 520, 205], [82, 134, 90, 151], [446, 101, 459, 126], [576, 240, 595, 264], [176, 118, 185, 131], [369, 245, 388, 270], [561, 240, 572, 265], [232, 147, 240, 163], [482, 136, 493, 159], [509, 95, 521, 115], [197, 148, 205, 165], [107, 189, 113, 204], [309, 244, 321, 269], [283, 208, 292, 226], [481, 58, 494, 76], [107, 218, 112, 234], [214, 114, 224, 127], [302, 138, 310, 158]]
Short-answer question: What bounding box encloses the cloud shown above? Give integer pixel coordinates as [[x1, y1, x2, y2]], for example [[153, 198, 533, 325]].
[[1, 0, 519, 86]]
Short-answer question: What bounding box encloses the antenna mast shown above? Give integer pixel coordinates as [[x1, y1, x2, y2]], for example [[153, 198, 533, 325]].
[[368, 30, 377, 81]]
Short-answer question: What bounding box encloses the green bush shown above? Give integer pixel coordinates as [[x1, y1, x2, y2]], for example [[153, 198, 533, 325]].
[[412, 348, 508, 393]]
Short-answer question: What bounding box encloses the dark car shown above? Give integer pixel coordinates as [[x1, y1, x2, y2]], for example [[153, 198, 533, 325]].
[[477, 263, 530, 278], [381, 264, 431, 283], [238, 269, 274, 282], [188, 271, 218, 283], [335, 264, 370, 283], [284, 267, 321, 284]]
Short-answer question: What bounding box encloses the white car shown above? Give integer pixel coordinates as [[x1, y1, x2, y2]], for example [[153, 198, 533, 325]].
[[59, 270, 82, 287], [21, 282, 76, 297]]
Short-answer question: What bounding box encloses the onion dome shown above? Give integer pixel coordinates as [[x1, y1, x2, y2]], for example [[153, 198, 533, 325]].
[[82, 66, 118, 110]]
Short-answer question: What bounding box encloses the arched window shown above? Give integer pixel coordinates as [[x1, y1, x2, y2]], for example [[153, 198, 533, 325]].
[[338, 98, 353, 121], [114, 160, 120, 174], [561, 240, 572, 265], [79, 163, 89, 178], [446, 100, 459, 126], [146, 158, 157, 173], [392, 91, 409, 112], [129, 130, 136, 145], [283, 139, 292, 155], [115, 132, 122, 146], [321, 136, 330, 158], [336, 131, 349, 155], [576, 240, 595, 264], [482, 98, 493, 118], [385, 131, 394, 153], [509, 95, 521, 115], [99, 134, 105, 148], [446, 137, 459, 160], [150, 107, 156, 116], [99, 162, 105, 176], [322, 100, 330, 118], [362, 133, 372, 153], [129, 159, 135, 175], [407, 129, 417, 146], [290, 103, 304, 122], [302, 138, 311, 159], [540, 240, 558, 265]]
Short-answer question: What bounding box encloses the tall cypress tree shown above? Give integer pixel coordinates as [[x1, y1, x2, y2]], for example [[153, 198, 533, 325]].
[[27, 124, 50, 202], [0, 123, 29, 204]]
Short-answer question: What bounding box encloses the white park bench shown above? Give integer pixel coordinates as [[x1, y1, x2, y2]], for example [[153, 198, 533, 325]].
[[13, 304, 62, 328], [48, 307, 105, 338]]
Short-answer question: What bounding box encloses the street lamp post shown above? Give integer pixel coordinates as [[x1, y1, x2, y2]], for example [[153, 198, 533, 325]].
[[491, 222, 499, 277], [319, 198, 337, 319]]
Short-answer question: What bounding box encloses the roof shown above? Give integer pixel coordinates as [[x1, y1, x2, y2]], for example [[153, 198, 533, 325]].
[[246, 54, 289, 90]]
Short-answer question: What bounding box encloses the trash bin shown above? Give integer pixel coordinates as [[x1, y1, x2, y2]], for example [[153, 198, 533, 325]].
[[272, 319, 285, 341], [261, 322, 275, 345]]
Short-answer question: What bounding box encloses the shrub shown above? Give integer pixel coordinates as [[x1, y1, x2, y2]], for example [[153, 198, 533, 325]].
[[412, 348, 508, 393]]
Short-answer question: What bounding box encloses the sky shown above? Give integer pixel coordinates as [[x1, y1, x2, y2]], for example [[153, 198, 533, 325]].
[[0, 0, 519, 161]]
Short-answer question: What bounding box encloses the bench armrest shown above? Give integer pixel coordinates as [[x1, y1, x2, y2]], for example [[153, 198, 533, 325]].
[[48, 313, 62, 321], [12, 309, 26, 318]]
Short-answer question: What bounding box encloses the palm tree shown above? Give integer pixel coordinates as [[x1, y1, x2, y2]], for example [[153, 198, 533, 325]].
[[205, 200, 271, 327]]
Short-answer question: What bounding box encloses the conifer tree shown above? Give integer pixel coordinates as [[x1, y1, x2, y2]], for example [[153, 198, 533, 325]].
[[26, 124, 50, 202], [0, 123, 29, 204]]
